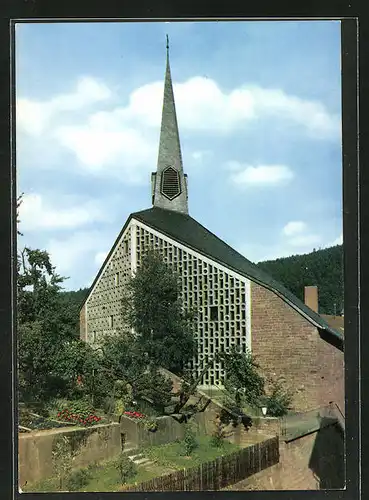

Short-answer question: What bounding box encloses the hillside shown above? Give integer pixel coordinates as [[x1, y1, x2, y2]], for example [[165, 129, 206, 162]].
[[257, 245, 343, 315], [59, 287, 89, 336]]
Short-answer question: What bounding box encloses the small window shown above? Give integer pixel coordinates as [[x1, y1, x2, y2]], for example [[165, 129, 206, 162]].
[[210, 306, 218, 322], [114, 272, 119, 286], [92, 331, 96, 342], [109, 315, 114, 327], [124, 241, 129, 254]]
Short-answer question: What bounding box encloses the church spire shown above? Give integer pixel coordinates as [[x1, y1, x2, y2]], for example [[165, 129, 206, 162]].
[[151, 36, 189, 214]]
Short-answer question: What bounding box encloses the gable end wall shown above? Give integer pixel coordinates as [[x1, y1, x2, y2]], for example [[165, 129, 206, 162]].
[[251, 282, 344, 413]]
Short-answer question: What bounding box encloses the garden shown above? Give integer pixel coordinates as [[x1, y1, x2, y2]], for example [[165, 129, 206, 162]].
[[23, 422, 241, 493]]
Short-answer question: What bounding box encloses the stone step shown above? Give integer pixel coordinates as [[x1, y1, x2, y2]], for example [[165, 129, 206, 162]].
[[134, 457, 152, 465]]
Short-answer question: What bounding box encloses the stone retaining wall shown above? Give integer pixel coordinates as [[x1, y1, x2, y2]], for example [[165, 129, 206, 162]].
[[19, 423, 121, 487]]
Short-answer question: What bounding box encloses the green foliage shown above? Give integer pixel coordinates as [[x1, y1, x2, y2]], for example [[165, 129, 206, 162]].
[[17, 247, 95, 403], [58, 399, 99, 424], [65, 467, 92, 491], [222, 346, 265, 408], [263, 382, 292, 417], [258, 245, 344, 315], [121, 250, 197, 374], [210, 417, 227, 448], [96, 333, 173, 414], [143, 417, 158, 432], [52, 435, 78, 490], [114, 453, 137, 484], [58, 288, 89, 338], [181, 424, 198, 456]]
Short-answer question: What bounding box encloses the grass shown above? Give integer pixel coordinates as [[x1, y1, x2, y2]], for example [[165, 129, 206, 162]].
[[24, 458, 170, 493], [24, 434, 239, 493], [140, 434, 239, 470]]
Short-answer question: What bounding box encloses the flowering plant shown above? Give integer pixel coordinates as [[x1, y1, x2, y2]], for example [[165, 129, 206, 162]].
[[57, 408, 102, 427], [123, 411, 145, 419]]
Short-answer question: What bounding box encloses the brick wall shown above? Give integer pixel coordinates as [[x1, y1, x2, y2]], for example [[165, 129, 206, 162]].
[[226, 424, 344, 490], [250, 283, 344, 412]]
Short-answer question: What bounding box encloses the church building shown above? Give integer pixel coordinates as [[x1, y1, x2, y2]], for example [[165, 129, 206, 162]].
[[80, 42, 344, 413]]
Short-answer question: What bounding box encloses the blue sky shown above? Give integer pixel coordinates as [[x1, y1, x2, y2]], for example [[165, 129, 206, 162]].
[[16, 21, 343, 291]]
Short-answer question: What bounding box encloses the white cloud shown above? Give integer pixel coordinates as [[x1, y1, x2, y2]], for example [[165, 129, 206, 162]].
[[105, 77, 340, 138], [325, 232, 343, 247], [54, 118, 156, 182], [282, 221, 307, 236], [94, 251, 108, 266], [17, 76, 112, 137], [191, 150, 213, 162], [17, 74, 340, 183], [228, 163, 294, 186], [282, 219, 321, 248], [288, 234, 321, 247], [47, 230, 107, 276], [19, 193, 107, 231]]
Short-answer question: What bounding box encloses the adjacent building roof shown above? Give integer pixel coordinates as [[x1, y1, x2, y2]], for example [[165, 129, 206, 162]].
[[82, 206, 343, 350]]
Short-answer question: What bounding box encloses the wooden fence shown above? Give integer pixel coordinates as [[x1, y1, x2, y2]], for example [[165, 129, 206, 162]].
[[123, 436, 279, 491]]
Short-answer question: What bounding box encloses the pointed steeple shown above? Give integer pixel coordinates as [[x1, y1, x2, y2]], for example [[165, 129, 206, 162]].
[[151, 36, 189, 214]]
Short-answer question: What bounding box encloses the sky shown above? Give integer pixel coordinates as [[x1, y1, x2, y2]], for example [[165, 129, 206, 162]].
[[16, 20, 343, 291]]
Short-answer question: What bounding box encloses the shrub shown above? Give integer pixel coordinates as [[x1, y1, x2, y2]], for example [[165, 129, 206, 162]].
[[143, 417, 158, 432], [65, 467, 91, 491], [181, 425, 198, 456], [57, 399, 102, 426], [264, 382, 292, 417], [210, 416, 227, 448], [115, 453, 137, 484]]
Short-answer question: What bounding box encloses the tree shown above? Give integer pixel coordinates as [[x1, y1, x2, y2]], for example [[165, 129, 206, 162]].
[[258, 245, 344, 315], [121, 250, 197, 375], [17, 247, 92, 402], [222, 346, 265, 408], [95, 332, 173, 414]]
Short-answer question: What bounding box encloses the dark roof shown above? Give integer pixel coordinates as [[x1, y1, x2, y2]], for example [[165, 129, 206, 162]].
[[132, 207, 343, 348], [83, 207, 343, 349]]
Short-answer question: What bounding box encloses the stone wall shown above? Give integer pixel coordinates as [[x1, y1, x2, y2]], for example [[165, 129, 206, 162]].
[[120, 415, 186, 448], [250, 282, 344, 413], [19, 423, 121, 488]]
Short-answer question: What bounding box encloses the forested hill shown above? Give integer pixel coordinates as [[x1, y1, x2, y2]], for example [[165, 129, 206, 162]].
[[257, 245, 344, 315], [59, 287, 89, 335]]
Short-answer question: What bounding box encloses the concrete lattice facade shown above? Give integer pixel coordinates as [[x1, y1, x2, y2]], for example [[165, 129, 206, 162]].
[[84, 228, 132, 344], [80, 43, 344, 407], [84, 219, 252, 388]]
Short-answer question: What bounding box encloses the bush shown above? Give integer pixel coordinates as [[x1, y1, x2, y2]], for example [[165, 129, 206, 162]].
[[115, 453, 137, 484], [210, 416, 227, 448], [143, 417, 158, 432], [264, 382, 292, 417], [181, 425, 198, 456], [65, 467, 91, 491], [57, 399, 102, 426]]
